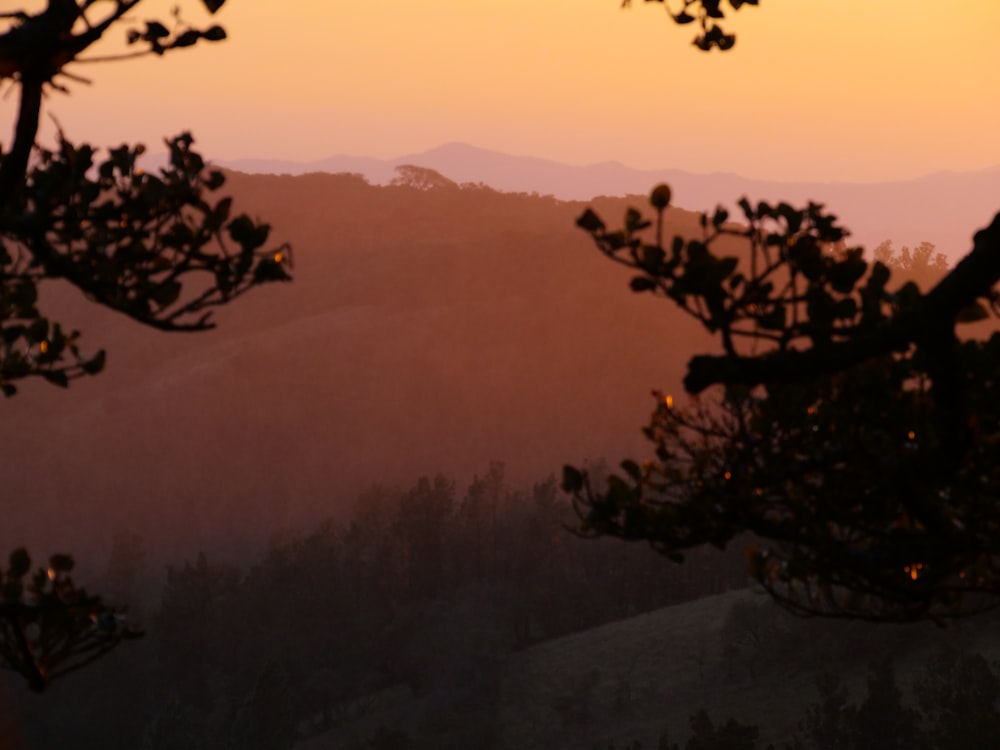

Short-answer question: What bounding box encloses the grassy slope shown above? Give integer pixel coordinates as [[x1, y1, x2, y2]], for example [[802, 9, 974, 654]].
[[299, 586, 1000, 750], [495, 591, 1000, 750], [496, 588, 818, 750]]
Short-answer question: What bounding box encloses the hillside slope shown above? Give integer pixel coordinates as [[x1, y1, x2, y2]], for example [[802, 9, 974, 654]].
[[296, 586, 1000, 750], [1, 175, 720, 567]]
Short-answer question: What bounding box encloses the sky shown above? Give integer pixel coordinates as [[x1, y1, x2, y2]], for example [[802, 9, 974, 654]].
[[8, 0, 1000, 182]]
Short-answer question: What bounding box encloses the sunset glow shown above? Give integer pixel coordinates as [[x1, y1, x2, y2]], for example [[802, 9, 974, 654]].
[[9, 0, 999, 182], [5, 2, 1000, 737]]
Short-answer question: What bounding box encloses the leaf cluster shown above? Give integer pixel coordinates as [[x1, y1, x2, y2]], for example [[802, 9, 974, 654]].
[[124, 3, 227, 57], [0, 132, 291, 394], [577, 189, 890, 365], [621, 0, 759, 51], [0, 547, 141, 692], [0, 1, 228, 90]]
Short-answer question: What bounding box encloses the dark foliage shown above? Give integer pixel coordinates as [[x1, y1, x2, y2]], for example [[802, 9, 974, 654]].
[[914, 647, 1000, 749], [567, 6, 1000, 623], [621, 0, 760, 51], [790, 650, 1000, 750], [0, 548, 141, 692], [687, 709, 766, 750], [0, 0, 290, 690]]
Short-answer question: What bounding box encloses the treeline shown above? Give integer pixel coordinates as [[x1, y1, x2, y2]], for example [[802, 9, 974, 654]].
[[600, 647, 1000, 750], [5, 465, 998, 750], [5, 462, 746, 750]]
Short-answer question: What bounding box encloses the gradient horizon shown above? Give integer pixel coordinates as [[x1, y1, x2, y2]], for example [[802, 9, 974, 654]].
[[6, 0, 1000, 182]]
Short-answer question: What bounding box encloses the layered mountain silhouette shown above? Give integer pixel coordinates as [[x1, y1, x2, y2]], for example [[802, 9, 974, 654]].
[[218, 142, 1000, 261]]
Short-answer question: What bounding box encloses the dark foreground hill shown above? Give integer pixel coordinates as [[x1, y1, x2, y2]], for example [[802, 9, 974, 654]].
[[294, 587, 1000, 750], [1, 173, 720, 567]]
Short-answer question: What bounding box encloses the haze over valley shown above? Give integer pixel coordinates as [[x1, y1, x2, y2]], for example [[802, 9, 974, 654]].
[[4, 1, 1000, 748], [2, 172, 720, 566]]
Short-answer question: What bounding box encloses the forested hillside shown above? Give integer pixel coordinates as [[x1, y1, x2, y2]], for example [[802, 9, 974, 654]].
[[0, 464, 747, 749], [2, 172, 997, 750], [0, 173, 720, 567]]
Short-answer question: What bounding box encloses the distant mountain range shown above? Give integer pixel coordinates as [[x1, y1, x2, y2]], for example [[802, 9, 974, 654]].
[[218, 142, 1000, 263]]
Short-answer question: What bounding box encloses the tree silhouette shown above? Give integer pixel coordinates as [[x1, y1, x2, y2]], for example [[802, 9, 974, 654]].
[[787, 672, 856, 750], [1, 1, 291, 394], [915, 647, 1000, 750], [788, 660, 917, 750], [0, 548, 142, 692], [564, 6, 1000, 622], [391, 165, 459, 192], [873, 241, 950, 292], [621, 0, 760, 51], [852, 658, 918, 750], [686, 709, 764, 750], [0, 0, 290, 690]]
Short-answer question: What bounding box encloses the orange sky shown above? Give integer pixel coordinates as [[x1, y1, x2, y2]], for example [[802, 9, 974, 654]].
[[8, 0, 1000, 181]]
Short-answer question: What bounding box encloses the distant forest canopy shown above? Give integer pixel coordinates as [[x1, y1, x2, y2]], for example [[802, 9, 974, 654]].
[[0, 167, 982, 576], [1, 462, 746, 748], [4, 462, 997, 749], [112, 460, 746, 635], [872, 239, 951, 289]]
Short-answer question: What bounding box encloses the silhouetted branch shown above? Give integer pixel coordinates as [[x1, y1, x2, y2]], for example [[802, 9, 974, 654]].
[[683, 212, 1000, 394]]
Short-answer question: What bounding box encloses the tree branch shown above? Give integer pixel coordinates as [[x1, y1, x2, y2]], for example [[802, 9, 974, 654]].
[[684, 211, 1000, 394], [0, 78, 42, 208]]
